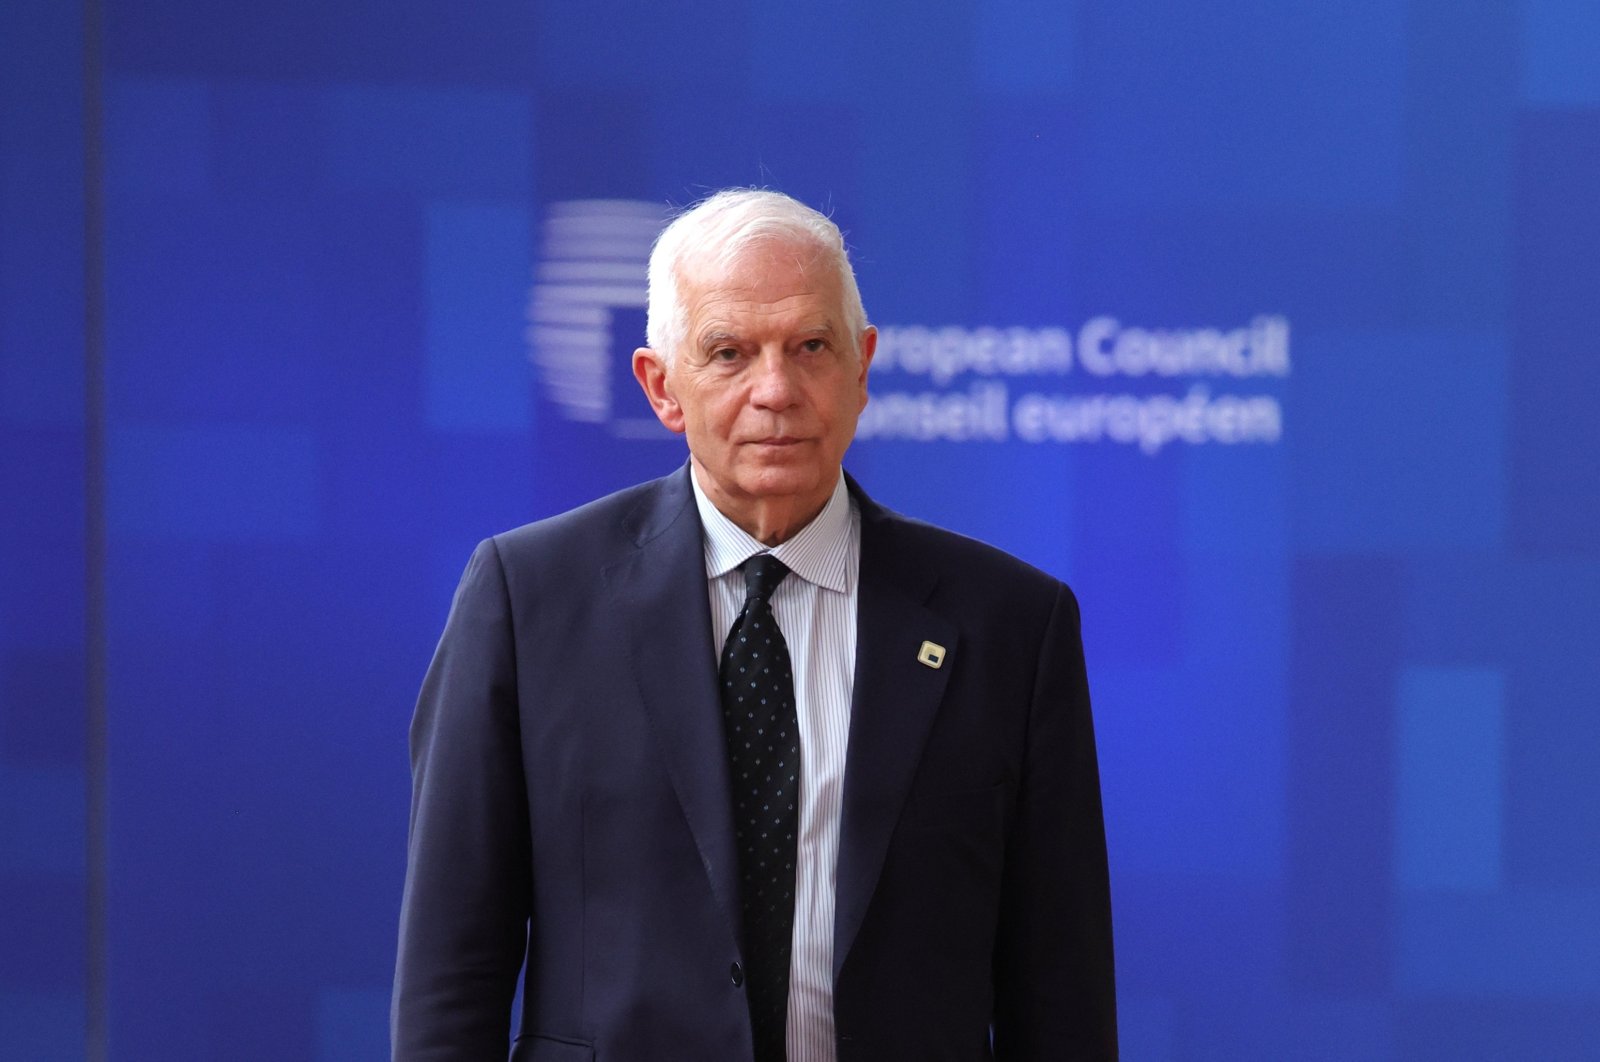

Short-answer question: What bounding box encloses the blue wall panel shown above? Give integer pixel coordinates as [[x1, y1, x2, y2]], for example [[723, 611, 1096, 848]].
[[1394, 667, 1504, 892], [5, 0, 1599, 1057], [1289, 330, 1507, 552], [1521, 0, 1600, 106], [1509, 111, 1600, 557], [327, 86, 532, 197], [1, 0, 87, 1055]]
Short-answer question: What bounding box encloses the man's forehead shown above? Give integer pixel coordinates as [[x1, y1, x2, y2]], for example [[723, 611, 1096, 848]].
[[687, 255, 838, 318], [686, 237, 830, 290], [689, 276, 827, 310]]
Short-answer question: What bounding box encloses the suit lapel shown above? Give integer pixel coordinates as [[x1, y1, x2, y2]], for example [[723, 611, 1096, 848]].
[[601, 470, 960, 974], [604, 469, 744, 949], [832, 486, 957, 979]]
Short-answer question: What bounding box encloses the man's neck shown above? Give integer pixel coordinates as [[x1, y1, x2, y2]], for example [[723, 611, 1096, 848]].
[[689, 461, 836, 547], [743, 502, 824, 547]]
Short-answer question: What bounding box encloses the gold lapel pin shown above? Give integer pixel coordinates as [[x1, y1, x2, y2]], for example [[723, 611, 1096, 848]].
[[916, 640, 946, 669]]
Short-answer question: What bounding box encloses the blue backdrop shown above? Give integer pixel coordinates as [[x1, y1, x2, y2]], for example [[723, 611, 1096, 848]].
[[4, 0, 1599, 1058]]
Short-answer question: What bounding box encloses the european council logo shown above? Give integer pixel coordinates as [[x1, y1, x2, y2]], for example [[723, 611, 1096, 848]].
[[526, 199, 1290, 455], [526, 199, 670, 437]]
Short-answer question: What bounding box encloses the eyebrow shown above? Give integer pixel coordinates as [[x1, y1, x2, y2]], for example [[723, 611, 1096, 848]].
[[695, 322, 838, 350], [698, 330, 741, 350]]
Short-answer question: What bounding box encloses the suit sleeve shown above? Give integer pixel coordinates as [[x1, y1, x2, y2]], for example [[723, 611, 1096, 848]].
[[991, 581, 1118, 1060], [393, 538, 533, 1061]]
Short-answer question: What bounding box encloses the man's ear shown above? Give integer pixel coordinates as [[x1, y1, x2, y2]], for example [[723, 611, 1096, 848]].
[[633, 348, 686, 433], [855, 326, 878, 408]]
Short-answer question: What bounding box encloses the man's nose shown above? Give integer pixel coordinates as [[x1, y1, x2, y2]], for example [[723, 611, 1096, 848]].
[[749, 348, 800, 408]]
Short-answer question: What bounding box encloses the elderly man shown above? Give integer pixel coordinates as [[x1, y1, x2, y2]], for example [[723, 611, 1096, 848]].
[[393, 189, 1116, 1061]]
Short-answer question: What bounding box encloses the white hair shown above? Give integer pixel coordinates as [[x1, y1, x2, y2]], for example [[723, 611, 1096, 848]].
[[645, 188, 869, 364]]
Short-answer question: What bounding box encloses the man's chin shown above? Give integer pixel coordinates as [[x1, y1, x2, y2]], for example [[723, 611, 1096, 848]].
[[735, 465, 831, 504]]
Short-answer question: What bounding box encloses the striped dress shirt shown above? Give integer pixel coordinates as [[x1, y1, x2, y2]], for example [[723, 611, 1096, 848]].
[[691, 468, 859, 1062]]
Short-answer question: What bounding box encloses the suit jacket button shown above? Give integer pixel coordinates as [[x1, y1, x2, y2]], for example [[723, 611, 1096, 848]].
[[730, 962, 744, 987]]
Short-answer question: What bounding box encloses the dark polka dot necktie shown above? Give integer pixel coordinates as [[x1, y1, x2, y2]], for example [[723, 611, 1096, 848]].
[[720, 553, 800, 1062]]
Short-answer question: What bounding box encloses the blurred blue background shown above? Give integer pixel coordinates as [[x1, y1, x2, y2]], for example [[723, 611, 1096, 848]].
[[4, 0, 1599, 1058]]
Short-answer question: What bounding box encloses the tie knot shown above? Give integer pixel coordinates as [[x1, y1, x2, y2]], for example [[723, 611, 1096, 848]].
[[741, 553, 790, 605]]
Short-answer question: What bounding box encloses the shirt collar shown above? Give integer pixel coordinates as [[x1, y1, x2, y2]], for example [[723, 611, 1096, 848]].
[[690, 466, 855, 594]]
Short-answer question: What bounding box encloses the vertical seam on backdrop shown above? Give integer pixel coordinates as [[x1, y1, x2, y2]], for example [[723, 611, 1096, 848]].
[[82, 0, 108, 1055]]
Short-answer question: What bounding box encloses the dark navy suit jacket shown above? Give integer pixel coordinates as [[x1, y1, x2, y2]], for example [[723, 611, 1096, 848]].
[[393, 467, 1116, 1061]]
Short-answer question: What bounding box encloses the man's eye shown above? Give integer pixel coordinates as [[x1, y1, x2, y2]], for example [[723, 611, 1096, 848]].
[[801, 339, 827, 353], [711, 348, 739, 362]]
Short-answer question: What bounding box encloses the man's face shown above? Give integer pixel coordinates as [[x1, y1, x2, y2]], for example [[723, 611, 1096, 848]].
[[633, 241, 875, 541]]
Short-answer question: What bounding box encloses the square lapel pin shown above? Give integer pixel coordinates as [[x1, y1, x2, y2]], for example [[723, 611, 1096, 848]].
[[916, 640, 947, 669]]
